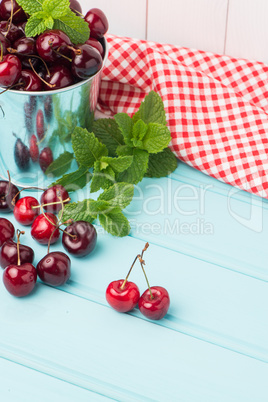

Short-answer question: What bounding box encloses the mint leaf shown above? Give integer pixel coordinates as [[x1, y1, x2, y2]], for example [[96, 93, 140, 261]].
[[44, 15, 54, 29], [16, 0, 43, 15], [62, 199, 97, 223], [53, 10, 90, 44], [90, 162, 115, 193], [99, 211, 130, 237], [142, 123, 171, 153], [134, 91, 167, 125], [51, 166, 92, 192], [25, 15, 47, 37], [132, 119, 148, 141], [114, 113, 134, 147], [43, 0, 69, 18], [100, 156, 133, 172], [145, 148, 178, 178], [116, 148, 149, 184], [92, 118, 124, 157], [72, 127, 108, 168], [98, 182, 134, 209], [45, 151, 74, 177]]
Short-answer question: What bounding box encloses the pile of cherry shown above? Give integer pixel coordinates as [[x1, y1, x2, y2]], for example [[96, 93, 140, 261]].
[[0, 178, 97, 297], [0, 0, 108, 91]]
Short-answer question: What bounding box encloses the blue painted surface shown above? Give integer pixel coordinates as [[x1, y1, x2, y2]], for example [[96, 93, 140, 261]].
[[0, 162, 267, 401]]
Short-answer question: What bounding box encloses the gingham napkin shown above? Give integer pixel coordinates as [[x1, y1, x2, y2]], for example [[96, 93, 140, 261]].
[[97, 34, 268, 199]]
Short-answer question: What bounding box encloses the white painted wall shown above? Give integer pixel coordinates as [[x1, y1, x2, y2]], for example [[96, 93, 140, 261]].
[[79, 0, 268, 64]]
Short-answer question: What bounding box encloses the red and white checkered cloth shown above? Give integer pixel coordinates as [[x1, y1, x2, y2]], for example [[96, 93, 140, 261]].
[[98, 34, 268, 199]]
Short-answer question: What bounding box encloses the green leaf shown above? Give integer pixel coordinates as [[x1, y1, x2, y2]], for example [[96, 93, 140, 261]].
[[72, 127, 108, 168], [114, 113, 134, 147], [116, 148, 149, 184], [53, 10, 90, 44], [62, 199, 97, 223], [145, 148, 178, 178], [100, 156, 133, 172], [16, 0, 43, 15], [98, 182, 134, 210], [132, 119, 148, 141], [99, 211, 130, 237], [92, 118, 124, 157], [25, 15, 47, 37], [134, 91, 167, 125], [51, 166, 92, 192], [90, 162, 115, 193], [44, 15, 54, 29], [45, 151, 74, 177], [43, 0, 70, 18], [142, 123, 171, 154]]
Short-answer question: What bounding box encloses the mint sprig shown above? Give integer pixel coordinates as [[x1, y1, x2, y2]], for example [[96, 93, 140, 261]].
[[16, 0, 90, 43]]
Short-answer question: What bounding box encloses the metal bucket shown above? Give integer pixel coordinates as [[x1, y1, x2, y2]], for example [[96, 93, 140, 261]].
[[0, 37, 108, 188]]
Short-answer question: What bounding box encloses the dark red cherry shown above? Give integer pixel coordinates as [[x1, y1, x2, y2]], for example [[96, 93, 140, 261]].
[[18, 69, 43, 91], [40, 185, 70, 213], [106, 280, 140, 313], [39, 147, 53, 173], [44, 64, 74, 90], [0, 0, 27, 23], [31, 213, 60, 245], [13, 196, 40, 226], [36, 109, 44, 139], [138, 286, 170, 320], [0, 217, 15, 246], [37, 251, 71, 286], [13, 37, 36, 56], [3, 263, 37, 297], [62, 220, 97, 257], [85, 38, 104, 58], [14, 138, 30, 170], [29, 134, 39, 162], [0, 21, 24, 42], [0, 239, 34, 269], [69, 0, 82, 15], [0, 180, 19, 213], [0, 54, 21, 87], [0, 32, 10, 55], [84, 8, 109, 39], [36, 29, 71, 62], [71, 44, 102, 79]]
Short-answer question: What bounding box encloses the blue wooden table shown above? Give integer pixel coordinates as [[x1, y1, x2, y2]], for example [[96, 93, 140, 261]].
[[0, 161, 267, 401]]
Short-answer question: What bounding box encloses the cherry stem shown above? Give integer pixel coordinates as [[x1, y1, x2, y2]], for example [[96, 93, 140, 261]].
[[120, 254, 140, 290], [139, 255, 154, 300], [0, 43, 3, 62], [71, 8, 84, 17], [29, 59, 56, 88], [16, 229, 25, 266], [31, 197, 71, 210], [7, 50, 51, 77], [66, 45, 81, 55], [0, 82, 24, 95], [7, 7, 20, 23], [49, 42, 72, 62], [47, 225, 59, 254], [5, 0, 14, 39], [11, 186, 46, 206]]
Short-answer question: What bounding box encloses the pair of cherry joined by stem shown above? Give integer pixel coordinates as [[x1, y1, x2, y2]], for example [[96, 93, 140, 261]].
[[105, 243, 170, 320]]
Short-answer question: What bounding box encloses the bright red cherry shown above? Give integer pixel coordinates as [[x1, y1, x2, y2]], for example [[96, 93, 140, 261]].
[[40, 185, 70, 214], [36, 29, 71, 62], [0, 239, 34, 269], [0, 54, 21, 87], [37, 251, 71, 286], [62, 221, 97, 257], [106, 280, 140, 313], [18, 69, 43, 91], [0, 179, 19, 213], [0, 217, 15, 246], [84, 8, 109, 39], [138, 286, 170, 320], [36, 109, 44, 140], [0, 0, 27, 23], [85, 38, 104, 57], [71, 44, 102, 79], [31, 213, 60, 245], [39, 147, 53, 172], [13, 196, 40, 226], [3, 263, 37, 297], [29, 134, 39, 162], [44, 64, 74, 90]]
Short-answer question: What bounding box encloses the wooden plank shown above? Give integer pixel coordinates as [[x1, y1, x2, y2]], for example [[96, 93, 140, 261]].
[[79, 0, 147, 39], [225, 0, 268, 64], [147, 0, 228, 53]]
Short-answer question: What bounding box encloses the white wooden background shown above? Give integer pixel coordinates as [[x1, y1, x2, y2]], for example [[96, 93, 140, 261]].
[[80, 0, 268, 65]]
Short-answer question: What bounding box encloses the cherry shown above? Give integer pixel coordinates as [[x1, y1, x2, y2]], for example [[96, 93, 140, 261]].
[[106, 280, 140, 313], [31, 212, 60, 245], [138, 286, 170, 320], [71, 44, 102, 79], [69, 0, 82, 16], [39, 147, 53, 173], [37, 251, 71, 287], [62, 221, 97, 257], [85, 38, 104, 58], [17, 69, 43, 91], [3, 262, 37, 297], [0, 239, 34, 269], [0, 21, 24, 43], [0, 217, 15, 246], [0, 0, 27, 24], [29, 134, 39, 162], [13, 196, 40, 226], [44, 64, 74, 90], [36, 29, 71, 62], [0, 32, 10, 55], [36, 109, 44, 139], [14, 138, 30, 170], [40, 185, 70, 214], [0, 179, 19, 213], [84, 8, 109, 39], [12, 37, 37, 56], [0, 53, 21, 87]]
